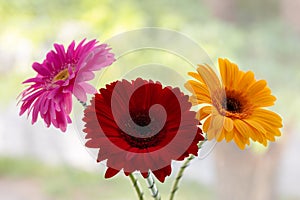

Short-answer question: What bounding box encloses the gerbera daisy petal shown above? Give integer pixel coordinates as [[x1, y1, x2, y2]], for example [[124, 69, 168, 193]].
[[250, 109, 282, 128], [219, 58, 230, 87], [251, 95, 276, 107], [79, 82, 97, 94], [189, 95, 212, 105], [66, 41, 75, 58], [203, 115, 212, 133], [219, 58, 239, 88], [152, 165, 172, 183], [197, 106, 212, 120], [197, 64, 222, 94], [233, 133, 247, 150], [187, 72, 205, 83], [83, 78, 204, 182], [224, 129, 234, 142], [247, 80, 267, 96], [216, 129, 226, 142], [32, 62, 50, 76], [237, 71, 255, 91], [105, 168, 120, 179], [234, 119, 251, 138], [186, 58, 282, 149], [185, 80, 209, 95], [223, 117, 234, 132], [18, 39, 115, 132]]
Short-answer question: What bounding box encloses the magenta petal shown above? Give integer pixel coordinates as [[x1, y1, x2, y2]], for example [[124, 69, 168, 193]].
[[18, 39, 115, 132], [54, 44, 66, 62], [55, 101, 61, 111], [64, 93, 72, 114], [56, 109, 67, 132], [47, 89, 59, 99], [32, 63, 50, 76], [67, 115, 72, 123], [73, 84, 87, 102], [79, 82, 97, 94], [23, 77, 44, 84], [76, 71, 95, 82], [19, 90, 44, 116], [31, 97, 42, 124], [43, 112, 51, 127], [41, 98, 50, 115], [66, 41, 75, 59], [21, 89, 44, 102], [49, 102, 56, 119]]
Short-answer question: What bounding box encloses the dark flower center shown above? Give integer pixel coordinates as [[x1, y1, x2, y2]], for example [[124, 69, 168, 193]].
[[122, 111, 165, 149], [132, 112, 151, 127], [222, 97, 242, 113]]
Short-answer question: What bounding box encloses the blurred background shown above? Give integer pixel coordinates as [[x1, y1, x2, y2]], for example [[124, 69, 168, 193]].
[[1, 0, 300, 199]]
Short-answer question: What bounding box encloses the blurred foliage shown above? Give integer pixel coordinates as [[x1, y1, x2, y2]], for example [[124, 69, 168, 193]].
[[0, 157, 213, 200], [0, 157, 299, 200], [0, 0, 299, 122], [0, 0, 300, 199]]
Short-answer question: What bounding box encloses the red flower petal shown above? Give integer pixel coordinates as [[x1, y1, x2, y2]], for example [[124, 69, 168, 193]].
[[83, 78, 204, 182], [105, 167, 120, 179]]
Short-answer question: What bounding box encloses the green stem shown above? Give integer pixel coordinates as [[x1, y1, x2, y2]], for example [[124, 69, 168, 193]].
[[169, 155, 194, 200], [78, 100, 87, 108], [169, 140, 207, 200], [146, 172, 161, 200], [129, 173, 144, 200]]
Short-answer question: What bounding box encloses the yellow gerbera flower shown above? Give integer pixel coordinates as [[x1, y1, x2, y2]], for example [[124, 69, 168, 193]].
[[185, 58, 282, 149]]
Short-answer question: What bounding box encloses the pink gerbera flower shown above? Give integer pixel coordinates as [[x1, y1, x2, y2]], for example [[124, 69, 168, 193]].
[[18, 39, 115, 132]]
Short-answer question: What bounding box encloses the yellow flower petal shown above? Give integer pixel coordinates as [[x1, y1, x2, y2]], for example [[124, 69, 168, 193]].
[[185, 80, 209, 94], [224, 129, 234, 142], [207, 128, 216, 140], [223, 117, 234, 132], [189, 95, 211, 105], [187, 72, 205, 83], [197, 106, 212, 120], [247, 80, 267, 97], [185, 80, 211, 104], [234, 119, 251, 138], [237, 71, 255, 91], [219, 58, 239, 88], [233, 133, 246, 150], [243, 118, 267, 135], [216, 129, 225, 142], [251, 109, 283, 128], [203, 116, 212, 133], [197, 64, 221, 95], [185, 58, 282, 149], [251, 95, 276, 107], [257, 120, 281, 141]]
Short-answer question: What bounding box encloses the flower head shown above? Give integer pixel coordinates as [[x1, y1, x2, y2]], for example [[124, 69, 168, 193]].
[[18, 39, 115, 132], [185, 58, 282, 149], [83, 78, 204, 182]]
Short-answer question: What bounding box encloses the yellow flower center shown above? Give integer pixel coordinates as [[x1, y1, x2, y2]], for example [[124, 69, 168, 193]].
[[53, 68, 70, 82]]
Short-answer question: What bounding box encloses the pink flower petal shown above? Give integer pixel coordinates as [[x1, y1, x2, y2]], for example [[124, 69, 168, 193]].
[[73, 84, 87, 102], [18, 39, 115, 132], [32, 63, 50, 76], [79, 82, 97, 94]]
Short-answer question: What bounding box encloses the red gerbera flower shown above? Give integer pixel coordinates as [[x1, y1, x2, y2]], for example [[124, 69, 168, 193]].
[[18, 39, 115, 132], [83, 78, 204, 182]]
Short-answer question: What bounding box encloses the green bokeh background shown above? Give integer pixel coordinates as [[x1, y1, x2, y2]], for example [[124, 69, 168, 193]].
[[0, 0, 300, 199]]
